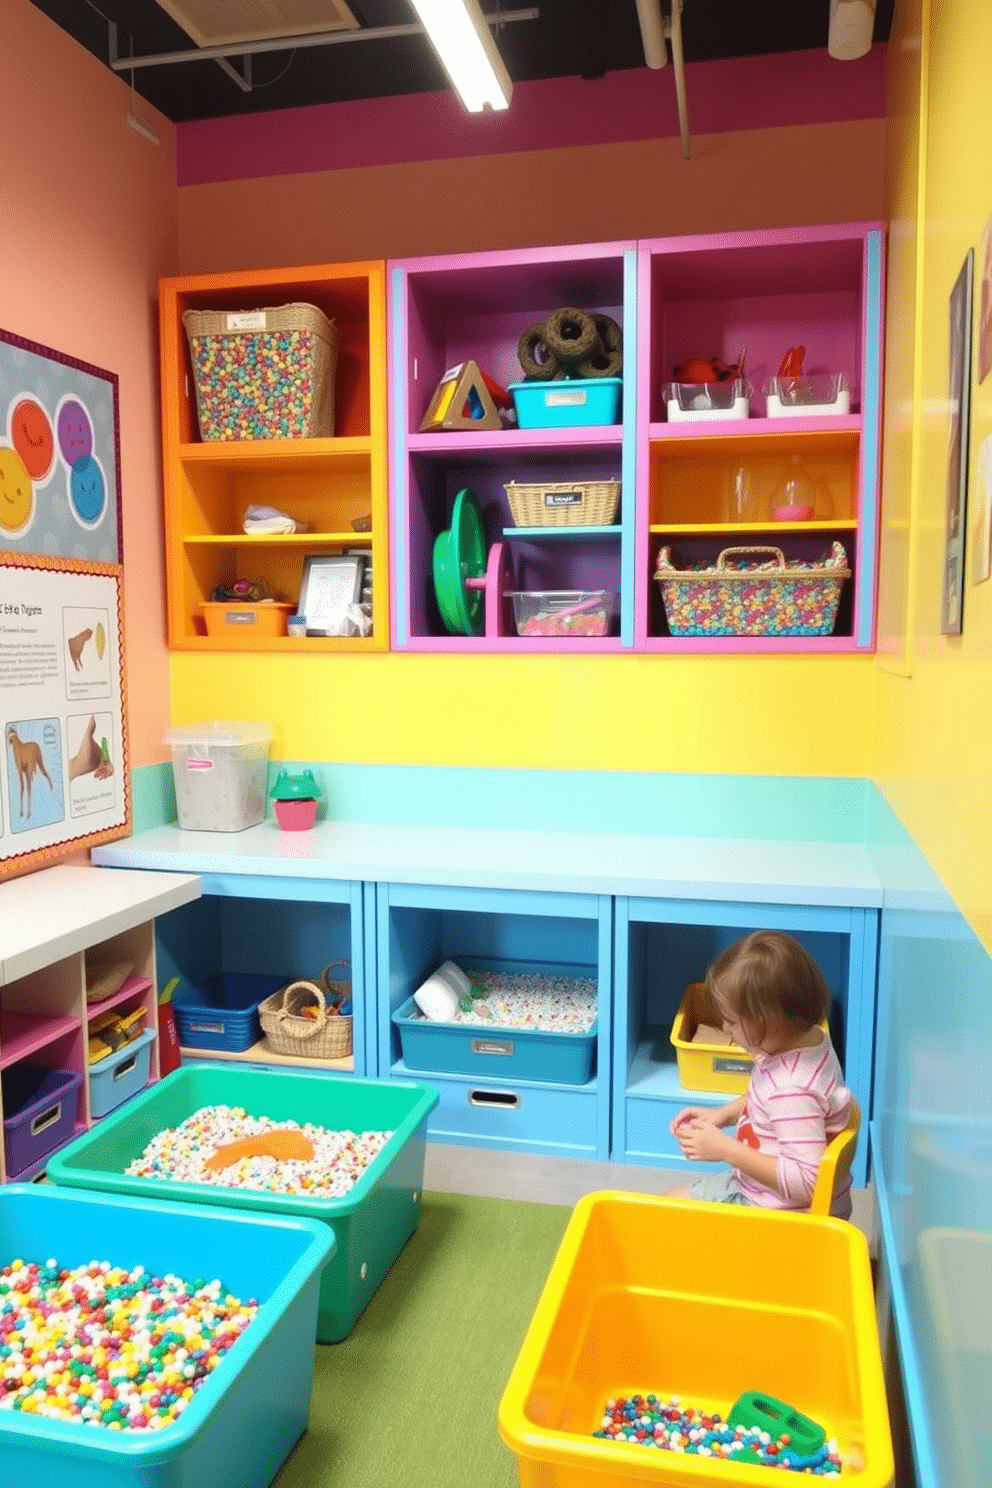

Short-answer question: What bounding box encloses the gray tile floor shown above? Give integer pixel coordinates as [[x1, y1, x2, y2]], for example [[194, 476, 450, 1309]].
[[423, 1142, 878, 1252]]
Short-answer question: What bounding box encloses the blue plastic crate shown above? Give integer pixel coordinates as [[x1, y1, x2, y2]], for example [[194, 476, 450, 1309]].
[[47, 1064, 440, 1344], [2, 1065, 83, 1176], [0, 1183, 333, 1488], [88, 1027, 155, 1119], [392, 974, 598, 1085], [509, 377, 621, 429], [172, 971, 287, 1052]]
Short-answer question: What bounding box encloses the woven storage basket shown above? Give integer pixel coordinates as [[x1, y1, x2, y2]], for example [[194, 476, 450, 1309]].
[[654, 542, 851, 637], [182, 302, 340, 441], [258, 961, 353, 1060], [504, 478, 620, 528]]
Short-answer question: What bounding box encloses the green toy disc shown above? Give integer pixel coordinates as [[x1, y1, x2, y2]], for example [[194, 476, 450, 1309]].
[[432, 488, 485, 636]]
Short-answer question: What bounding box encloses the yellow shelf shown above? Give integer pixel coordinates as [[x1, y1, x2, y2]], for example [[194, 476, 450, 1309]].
[[650, 519, 857, 535], [183, 532, 372, 546]]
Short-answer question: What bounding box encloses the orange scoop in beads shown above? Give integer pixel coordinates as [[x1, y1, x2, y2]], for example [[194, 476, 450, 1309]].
[[204, 1130, 315, 1171]]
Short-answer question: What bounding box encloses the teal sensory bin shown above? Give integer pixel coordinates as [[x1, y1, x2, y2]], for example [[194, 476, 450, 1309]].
[[47, 1063, 439, 1343], [0, 1183, 333, 1488], [509, 377, 621, 428]]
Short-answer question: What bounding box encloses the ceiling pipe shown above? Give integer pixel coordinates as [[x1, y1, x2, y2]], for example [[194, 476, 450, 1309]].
[[668, 0, 691, 159], [107, 7, 538, 74], [634, 0, 690, 160], [634, 0, 668, 68]]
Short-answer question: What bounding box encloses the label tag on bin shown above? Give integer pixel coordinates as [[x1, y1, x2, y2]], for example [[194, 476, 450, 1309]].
[[471, 1038, 514, 1057]]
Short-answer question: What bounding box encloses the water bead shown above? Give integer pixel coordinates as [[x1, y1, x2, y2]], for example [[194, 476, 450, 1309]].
[[592, 1395, 841, 1474], [124, 1104, 392, 1199]]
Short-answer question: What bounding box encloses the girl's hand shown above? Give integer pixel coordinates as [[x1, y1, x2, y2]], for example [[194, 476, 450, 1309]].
[[676, 1117, 733, 1164], [670, 1105, 717, 1136]]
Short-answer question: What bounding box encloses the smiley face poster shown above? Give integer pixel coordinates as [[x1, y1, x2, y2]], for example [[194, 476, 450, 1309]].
[[0, 327, 121, 564]]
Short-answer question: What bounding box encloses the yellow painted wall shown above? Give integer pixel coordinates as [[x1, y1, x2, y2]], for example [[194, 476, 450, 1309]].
[[876, 0, 992, 949], [171, 651, 877, 773], [172, 117, 886, 781]]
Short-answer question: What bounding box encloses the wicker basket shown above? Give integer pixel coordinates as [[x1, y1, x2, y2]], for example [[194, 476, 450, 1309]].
[[654, 542, 851, 638], [182, 302, 340, 442], [258, 960, 353, 1060], [504, 478, 620, 528]]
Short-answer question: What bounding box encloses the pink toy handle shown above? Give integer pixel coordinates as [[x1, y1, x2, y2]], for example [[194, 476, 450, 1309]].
[[464, 577, 487, 590], [554, 594, 606, 619]]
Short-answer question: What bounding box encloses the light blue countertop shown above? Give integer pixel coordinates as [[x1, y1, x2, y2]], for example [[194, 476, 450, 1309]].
[[92, 820, 884, 907]]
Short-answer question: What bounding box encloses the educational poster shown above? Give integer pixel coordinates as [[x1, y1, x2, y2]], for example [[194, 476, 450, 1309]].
[[0, 552, 130, 881], [0, 327, 122, 564]]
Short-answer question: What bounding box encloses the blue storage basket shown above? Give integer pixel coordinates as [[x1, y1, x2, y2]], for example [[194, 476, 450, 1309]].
[[392, 962, 598, 1085], [88, 1027, 156, 1120], [172, 971, 287, 1052], [509, 377, 621, 429]]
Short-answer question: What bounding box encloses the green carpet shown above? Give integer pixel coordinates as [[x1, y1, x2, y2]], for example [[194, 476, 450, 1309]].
[[273, 1190, 571, 1488]]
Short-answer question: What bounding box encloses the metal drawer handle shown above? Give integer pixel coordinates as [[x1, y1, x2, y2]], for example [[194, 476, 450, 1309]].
[[468, 1089, 520, 1109]]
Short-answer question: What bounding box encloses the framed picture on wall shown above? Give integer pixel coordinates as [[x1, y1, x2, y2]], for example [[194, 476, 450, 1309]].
[[941, 250, 974, 636], [978, 212, 992, 384]]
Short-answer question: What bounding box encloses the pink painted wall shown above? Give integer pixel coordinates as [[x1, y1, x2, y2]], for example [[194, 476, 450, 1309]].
[[176, 47, 886, 270], [2, 0, 178, 769]]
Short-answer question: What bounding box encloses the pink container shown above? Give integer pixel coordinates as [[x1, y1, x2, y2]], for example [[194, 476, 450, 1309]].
[[273, 798, 319, 831]]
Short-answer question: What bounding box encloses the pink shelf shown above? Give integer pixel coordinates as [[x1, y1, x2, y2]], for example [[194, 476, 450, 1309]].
[[408, 425, 623, 456], [85, 973, 154, 1021], [0, 1012, 80, 1068], [647, 414, 861, 440]]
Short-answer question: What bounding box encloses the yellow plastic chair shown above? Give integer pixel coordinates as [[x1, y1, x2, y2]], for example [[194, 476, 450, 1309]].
[[809, 1098, 861, 1215]]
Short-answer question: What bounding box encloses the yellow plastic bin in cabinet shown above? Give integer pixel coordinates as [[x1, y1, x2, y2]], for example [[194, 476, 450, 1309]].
[[669, 981, 754, 1095], [499, 1191, 893, 1488], [670, 982, 829, 1096]]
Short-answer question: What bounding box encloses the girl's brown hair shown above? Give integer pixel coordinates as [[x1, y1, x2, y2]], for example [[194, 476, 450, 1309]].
[[705, 931, 831, 1046]]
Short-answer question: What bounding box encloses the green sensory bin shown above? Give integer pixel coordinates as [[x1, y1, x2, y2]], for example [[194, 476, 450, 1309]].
[[47, 1064, 438, 1343]]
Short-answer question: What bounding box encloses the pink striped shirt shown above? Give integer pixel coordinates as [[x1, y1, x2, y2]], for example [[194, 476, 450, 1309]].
[[731, 1030, 852, 1218]]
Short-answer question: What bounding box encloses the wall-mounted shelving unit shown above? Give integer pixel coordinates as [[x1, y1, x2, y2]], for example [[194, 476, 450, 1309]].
[[389, 242, 638, 651], [636, 223, 884, 651], [159, 260, 388, 651]]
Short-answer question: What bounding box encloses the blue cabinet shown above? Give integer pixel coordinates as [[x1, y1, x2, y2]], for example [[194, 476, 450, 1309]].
[[612, 897, 878, 1186], [374, 881, 613, 1160], [156, 874, 372, 1078]]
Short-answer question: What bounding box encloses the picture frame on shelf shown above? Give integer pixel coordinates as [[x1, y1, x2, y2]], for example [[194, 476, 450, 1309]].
[[298, 553, 366, 636], [941, 250, 974, 636]]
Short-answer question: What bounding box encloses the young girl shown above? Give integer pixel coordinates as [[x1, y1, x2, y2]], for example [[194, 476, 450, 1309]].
[[669, 930, 853, 1219]]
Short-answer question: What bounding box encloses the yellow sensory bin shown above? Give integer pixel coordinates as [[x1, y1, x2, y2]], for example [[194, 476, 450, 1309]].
[[499, 1191, 893, 1488]]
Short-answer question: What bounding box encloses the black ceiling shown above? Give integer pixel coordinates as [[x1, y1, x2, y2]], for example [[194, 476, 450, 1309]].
[[31, 0, 895, 126]]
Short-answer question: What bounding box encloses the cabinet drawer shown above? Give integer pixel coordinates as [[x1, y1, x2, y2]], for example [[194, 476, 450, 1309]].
[[621, 1095, 719, 1167], [415, 1070, 600, 1159]]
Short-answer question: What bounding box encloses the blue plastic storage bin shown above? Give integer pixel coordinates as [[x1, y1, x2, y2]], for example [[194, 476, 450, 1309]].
[[172, 970, 287, 1052], [0, 1183, 333, 1488], [392, 994, 598, 1084], [47, 1064, 440, 1343], [509, 377, 622, 429], [2, 1065, 83, 1176], [88, 1026, 155, 1119]]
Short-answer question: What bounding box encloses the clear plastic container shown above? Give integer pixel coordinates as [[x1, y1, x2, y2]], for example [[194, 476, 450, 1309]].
[[665, 378, 751, 421], [764, 373, 851, 417], [164, 721, 273, 831], [507, 590, 618, 637]]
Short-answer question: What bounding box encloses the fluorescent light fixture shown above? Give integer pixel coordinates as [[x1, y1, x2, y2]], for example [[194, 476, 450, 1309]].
[[408, 0, 512, 112], [126, 109, 160, 144], [828, 0, 877, 60]]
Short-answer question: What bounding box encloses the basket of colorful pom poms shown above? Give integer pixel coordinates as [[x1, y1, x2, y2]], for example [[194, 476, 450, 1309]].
[[259, 960, 353, 1060]]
